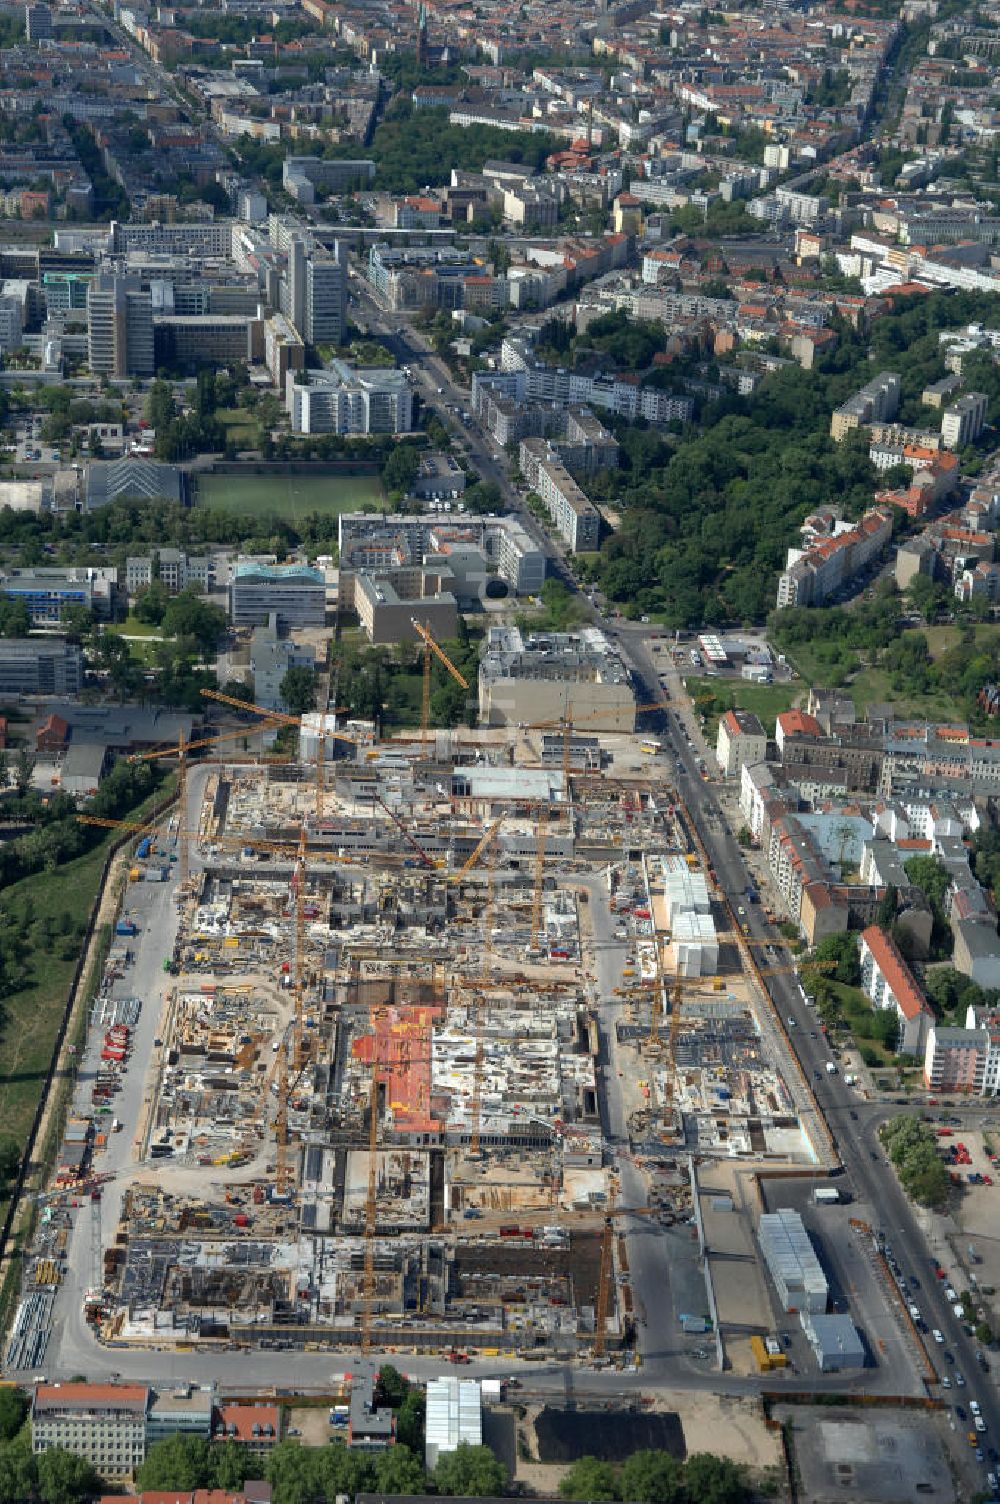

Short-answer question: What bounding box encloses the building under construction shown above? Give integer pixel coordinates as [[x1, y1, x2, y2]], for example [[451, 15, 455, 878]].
[[76, 709, 814, 1363]]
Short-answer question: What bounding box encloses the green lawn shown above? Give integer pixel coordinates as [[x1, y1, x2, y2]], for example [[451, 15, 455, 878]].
[[196, 471, 386, 524], [0, 782, 174, 1222], [777, 638, 965, 722], [685, 676, 800, 740], [0, 846, 110, 1204], [216, 406, 263, 448]]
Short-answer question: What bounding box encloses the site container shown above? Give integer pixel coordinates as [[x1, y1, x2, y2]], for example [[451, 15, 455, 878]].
[[115, 921, 137, 936]]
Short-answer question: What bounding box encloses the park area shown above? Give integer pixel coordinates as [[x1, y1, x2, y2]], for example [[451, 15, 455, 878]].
[[685, 676, 800, 741], [195, 471, 385, 524]]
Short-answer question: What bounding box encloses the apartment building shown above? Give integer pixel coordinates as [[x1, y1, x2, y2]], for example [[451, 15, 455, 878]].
[[518, 438, 600, 553], [830, 371, 901, 440], [715, 708, 767, 778], [230, 563, 326, 628], [776, 507, 893, 609], [923, 1025, 988, 1094], [286, 362, 413, 435], [859, 924, 934, 1056], [941, 391, 988, 450], [32, 1383, 149, 1475], [0, 637, 83, 695]]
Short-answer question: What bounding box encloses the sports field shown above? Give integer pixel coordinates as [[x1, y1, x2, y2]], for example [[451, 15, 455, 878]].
[[196, 471, 385, 523]]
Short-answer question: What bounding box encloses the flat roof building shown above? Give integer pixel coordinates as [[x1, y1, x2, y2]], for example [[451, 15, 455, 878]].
[[0, 637, 83, 695], [230, 562, 326, 629], [758, 1208, 828, 1314], [425, 1378, 482, 1470], [478, 625, 634, 730]]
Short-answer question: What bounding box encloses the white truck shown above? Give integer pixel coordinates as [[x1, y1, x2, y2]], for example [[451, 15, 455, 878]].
[[826, 1061, 838, 1075]]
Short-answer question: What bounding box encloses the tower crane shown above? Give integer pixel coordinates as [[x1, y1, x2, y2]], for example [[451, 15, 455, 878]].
[[449, 816, 504, 883], [524, 701, 672, 833], [410, 619, 469, 747], [373, 792, 439, 869]]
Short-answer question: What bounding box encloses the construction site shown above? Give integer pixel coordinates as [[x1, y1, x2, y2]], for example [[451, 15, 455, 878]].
[[9, 656, 825, 1374]]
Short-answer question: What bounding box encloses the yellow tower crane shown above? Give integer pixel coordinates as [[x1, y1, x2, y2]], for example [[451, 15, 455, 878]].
[[410, 618, 470, 748]]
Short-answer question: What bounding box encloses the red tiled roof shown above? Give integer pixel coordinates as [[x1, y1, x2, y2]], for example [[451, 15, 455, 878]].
[[861, 925, 931, 1021], [777, 710, 822, 738]]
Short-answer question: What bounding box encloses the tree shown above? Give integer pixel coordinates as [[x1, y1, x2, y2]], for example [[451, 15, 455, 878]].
[[813, 931, 860, 986], [559, 1456, 620, 1501], [876, 884, 898, 930], [160, 591, 226, 652], [279, 665, 318, 716], [434, 1443, 508, 1497], [382, 442, 421, 494], [396, 1388, 426, 1452], [0, 1431, 38, 1504], [134, 580, 170, 626], [683, 1453, 749, 1504], [620, 1450, 684, 1504], [265, 1442, 318, 1504], [14, 747, 34, 796], [976, 1321, 994, 1345], [136, 1434, 213, 1491], [0, 1387, 27, 1442], [36, 1447, 99, 1504], [211, 1441, 249, 1491], [373, 1443, 426, 1495]]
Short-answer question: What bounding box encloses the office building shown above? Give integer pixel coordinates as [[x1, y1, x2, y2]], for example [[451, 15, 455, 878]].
[[354, 568, 458, 645], [87, 273, 154, 379], [287, 236, 306, 335], [125, 550, 210, 596], [0, 637, 83, 695], [145, 1388, 214, 1447], [282, 157, 375, 204], [0, 294, 23, 353], [305, 250, 346, 346], [230, 562, 326, 628], [286, 361, 413, 435], [478, 624, 634, 729], [25, 1, 52, 40], [0, 565, 118, 623], [347, 1359, 395, 1451], [32, 1383, 149, 1475]]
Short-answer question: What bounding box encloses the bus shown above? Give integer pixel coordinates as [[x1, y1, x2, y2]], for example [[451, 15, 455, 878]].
[[639, 738, 662, 755]]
